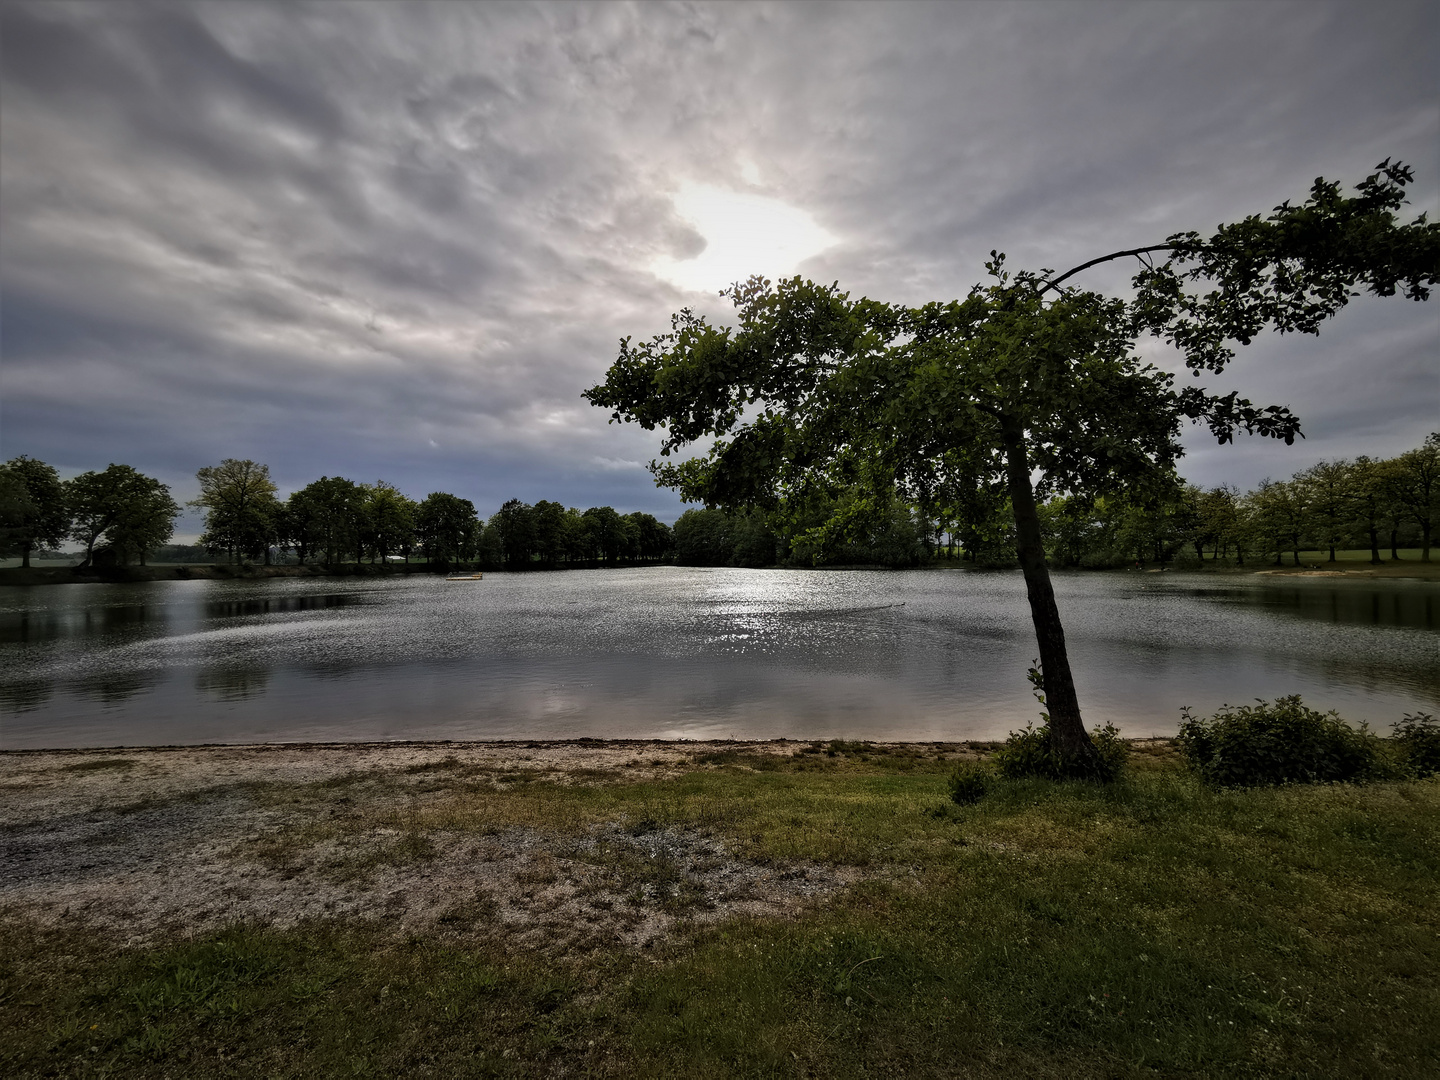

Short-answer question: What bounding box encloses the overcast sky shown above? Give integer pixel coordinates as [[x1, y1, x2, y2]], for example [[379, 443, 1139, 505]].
[[2, 0, 1436, 540]]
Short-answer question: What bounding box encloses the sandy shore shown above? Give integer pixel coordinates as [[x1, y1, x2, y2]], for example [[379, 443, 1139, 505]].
[[1, 740, 920, 953]]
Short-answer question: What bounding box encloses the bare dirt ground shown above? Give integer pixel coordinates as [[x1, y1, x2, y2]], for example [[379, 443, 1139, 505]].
[[0, 741, 874, 954]]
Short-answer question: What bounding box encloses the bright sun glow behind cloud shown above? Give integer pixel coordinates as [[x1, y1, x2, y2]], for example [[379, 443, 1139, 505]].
[[653, 183, 837, 294]]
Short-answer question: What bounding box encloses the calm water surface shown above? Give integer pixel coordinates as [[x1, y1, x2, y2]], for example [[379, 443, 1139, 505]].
[[1, 568, 1435, 748]]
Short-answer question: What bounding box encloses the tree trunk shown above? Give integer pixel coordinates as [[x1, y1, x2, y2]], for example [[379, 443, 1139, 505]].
[[1002, 421, 1098, 768], [1369, 526, 1381, 565], [21, 542, 31, 569], [1390, 528, 1399, 560]]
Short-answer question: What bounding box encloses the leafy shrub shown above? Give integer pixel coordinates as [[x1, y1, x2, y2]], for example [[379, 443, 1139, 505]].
[[994, 721, 1128, 782], [1176, 695, 1388, 787], [947, 761, 993, 805], [993, 662, 1128, 781], [1392, 712, 1440, 778]]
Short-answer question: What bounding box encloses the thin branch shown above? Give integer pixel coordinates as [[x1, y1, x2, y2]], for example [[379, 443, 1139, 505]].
[[1037, 245, 1175, 294]]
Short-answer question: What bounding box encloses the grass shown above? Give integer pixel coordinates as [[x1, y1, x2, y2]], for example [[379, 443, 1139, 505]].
[[2, 747, 1436, 1077], [1181, 548, 1440, 579]]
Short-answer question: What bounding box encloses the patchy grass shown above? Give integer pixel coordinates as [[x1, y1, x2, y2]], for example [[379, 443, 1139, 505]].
[[3, 746, 1437, 1077]]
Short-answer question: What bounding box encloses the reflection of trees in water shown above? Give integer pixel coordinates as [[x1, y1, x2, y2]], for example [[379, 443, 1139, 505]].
[[1268, 587, 1437, 630], [73, 670, 162, 704], [195, 666, 271, 701], [0, 679, 53, 712], [1, 604, 161, 647], [0, 611, 67, 645], [204, 595, 355, 619]]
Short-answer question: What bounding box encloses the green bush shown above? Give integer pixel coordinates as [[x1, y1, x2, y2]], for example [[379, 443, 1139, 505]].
[[1392, 711, 1440, 778], [991, 662, 1128, 782], [993, 721, 1128, 782], [1176, 695, 1389, 788], [946, 761, 993, 804]]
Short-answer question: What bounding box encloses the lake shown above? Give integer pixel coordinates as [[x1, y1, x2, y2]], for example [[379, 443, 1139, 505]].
[[1, 567, 1435, 749]]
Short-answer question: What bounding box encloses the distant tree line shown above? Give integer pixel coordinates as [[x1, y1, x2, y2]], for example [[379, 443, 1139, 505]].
[[1034, 432, 1437, 568], [0, 455, 675, 571], [0, 459, 179, 568], [189, 462, 679, 570], [3, 434, 1433, 571], [670, 432, 1439, 569]]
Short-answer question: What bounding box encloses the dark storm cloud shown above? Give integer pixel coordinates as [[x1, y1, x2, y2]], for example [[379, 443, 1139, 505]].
[[2, 0, 1435, 537]]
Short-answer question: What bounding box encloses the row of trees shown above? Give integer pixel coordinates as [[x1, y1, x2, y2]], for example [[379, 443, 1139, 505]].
[[1036, 432, 1438, 568], [187, 461, 481, 567], [0, 458, 180, 568], [190, 460, 678, 569], [190, 460, 680, 569], [5, 435, 1433, 572], [1, 455, 681, 571]]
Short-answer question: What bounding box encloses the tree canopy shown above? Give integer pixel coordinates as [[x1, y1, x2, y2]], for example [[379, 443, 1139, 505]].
[[66, 464, 180, 568], [586, 161, 1437, 773], [192, 459, 282, 564], [1, 456, 68, 567]]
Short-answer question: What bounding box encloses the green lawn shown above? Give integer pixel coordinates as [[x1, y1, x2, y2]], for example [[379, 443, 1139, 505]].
[[2, 745, 1437, 1077]]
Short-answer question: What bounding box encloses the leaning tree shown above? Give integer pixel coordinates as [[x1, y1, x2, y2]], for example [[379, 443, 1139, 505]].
[[585, 162, 1438, 775]]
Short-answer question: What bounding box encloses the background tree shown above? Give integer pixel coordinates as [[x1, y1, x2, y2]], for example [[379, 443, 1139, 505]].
[[560, 507, 591, 564], [415, 492, 480, 566], [532, 500, 569, 566], [0, 466, 38, 561], [587, 161, 1436, 772], [672, 508, 734, 566], [626, 512, 673, 562], [491, 499, 537, 568], [1385, 432, 1438, 561], [1347, 457, 1392, 565], [1293, 460, 1355, 564], [581, 506, 627, 564], [1, 456, 69, 567], [1195, 484, 1243, 563], [360, 482, 417, 563], [65, 464, 180, 568], [286, 477, 362, 567], [1243, 479, 1298, 566], [192, 459, 281, 564]]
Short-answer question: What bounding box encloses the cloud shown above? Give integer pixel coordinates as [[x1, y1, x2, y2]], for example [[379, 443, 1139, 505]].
[[2, 0, 1435, 523]]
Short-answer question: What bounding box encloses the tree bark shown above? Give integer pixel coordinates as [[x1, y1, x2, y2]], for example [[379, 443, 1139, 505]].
[[1001, 420, 1100, 768]]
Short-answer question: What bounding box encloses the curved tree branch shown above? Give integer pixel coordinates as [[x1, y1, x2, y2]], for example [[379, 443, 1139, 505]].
[[1038, 244, 1175, 294]]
